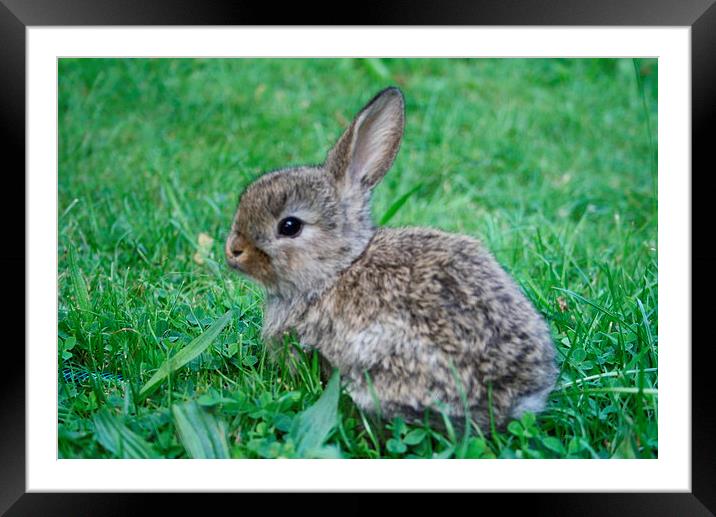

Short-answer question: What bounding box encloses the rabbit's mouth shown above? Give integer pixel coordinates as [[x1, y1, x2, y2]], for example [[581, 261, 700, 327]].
[[225, 232, 275, 286], [226, 259, 245, 272], [226, 251, 271, 284]]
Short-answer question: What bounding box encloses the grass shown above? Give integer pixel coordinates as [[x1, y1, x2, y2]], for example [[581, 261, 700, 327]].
[[58, 58, 658, 459]]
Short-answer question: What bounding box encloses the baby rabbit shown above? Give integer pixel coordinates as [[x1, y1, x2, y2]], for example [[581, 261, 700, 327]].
[[226, 87, 557, 430]]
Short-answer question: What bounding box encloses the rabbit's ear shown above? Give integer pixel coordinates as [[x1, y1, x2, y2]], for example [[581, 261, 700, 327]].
[[326, 87, 405, 191]]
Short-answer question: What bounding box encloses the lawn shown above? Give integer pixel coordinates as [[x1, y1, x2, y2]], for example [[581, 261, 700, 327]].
[[58, 58, 658, 459]]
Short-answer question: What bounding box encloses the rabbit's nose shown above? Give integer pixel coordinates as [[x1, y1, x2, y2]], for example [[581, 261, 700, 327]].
[[226, 233, 245, 261]]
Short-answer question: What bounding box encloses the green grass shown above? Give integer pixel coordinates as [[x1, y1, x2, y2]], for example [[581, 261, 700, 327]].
[[58, 58, 658, 459]]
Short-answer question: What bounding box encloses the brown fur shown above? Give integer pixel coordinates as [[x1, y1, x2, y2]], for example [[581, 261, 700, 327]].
[[226, 87, 557, 430]]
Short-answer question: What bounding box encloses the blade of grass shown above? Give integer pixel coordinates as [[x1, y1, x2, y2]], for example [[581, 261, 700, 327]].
[[559, 367, 657, 388], [67, 244, 91, 313], [632, 58, 657, 190], [554, 287, 638, 334], [93, 408, 160, 459], [362, 58, 393, 81], [379, 183, 423, 225], [139, 310, 232, 398], [636, 298, 655, 350], [576, 387, 657, 395], [290, 370, 341, 458], [162, 177, 197, 248], [172, 400, 230, 458]]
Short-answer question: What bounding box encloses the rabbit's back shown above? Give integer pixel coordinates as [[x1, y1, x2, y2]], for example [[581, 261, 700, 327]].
[[299, 227, 557, 427]]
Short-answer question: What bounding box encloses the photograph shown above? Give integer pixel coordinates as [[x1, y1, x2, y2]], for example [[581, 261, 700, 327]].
[[57, 57, 658, 460]]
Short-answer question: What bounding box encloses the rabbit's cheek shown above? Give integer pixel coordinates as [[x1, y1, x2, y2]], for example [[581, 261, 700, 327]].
[[282, 246, 307, 269]]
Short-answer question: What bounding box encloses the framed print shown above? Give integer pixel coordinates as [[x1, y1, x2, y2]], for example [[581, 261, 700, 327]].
[[3, 0, 714, 514]]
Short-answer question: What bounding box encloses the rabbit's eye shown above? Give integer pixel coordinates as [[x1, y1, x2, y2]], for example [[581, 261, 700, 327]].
[[277, 216, 303, 237]]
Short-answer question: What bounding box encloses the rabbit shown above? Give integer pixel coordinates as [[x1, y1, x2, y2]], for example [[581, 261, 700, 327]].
[[225, 87, 558, 431]]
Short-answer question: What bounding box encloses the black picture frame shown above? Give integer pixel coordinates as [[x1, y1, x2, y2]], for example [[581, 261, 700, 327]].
[[3, 0, 713, 514]]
